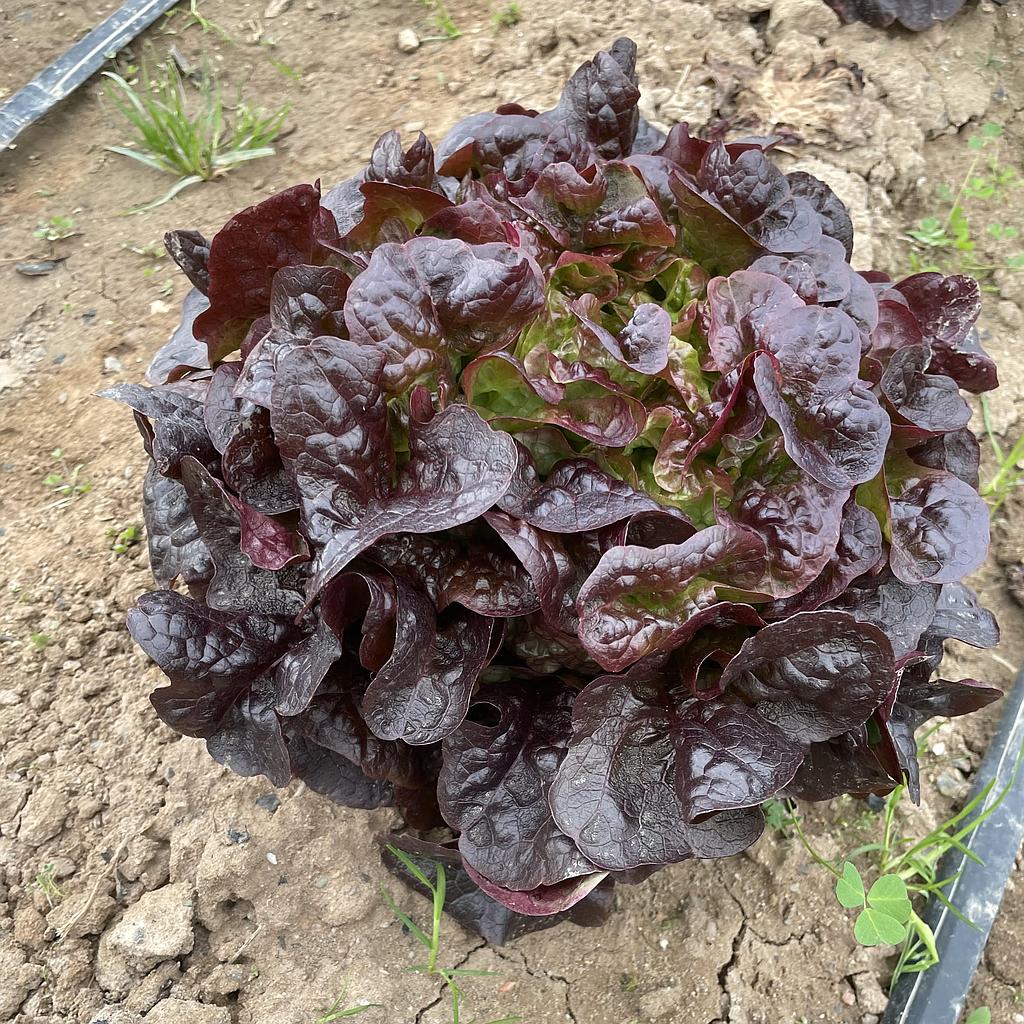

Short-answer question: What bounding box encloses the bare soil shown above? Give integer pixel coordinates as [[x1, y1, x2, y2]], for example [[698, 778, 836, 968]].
[[1, 1, 1023, 1022]]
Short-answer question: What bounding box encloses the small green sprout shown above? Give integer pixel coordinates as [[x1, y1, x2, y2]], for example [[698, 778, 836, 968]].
[[492, 3, 522, 28], [106, 524, 140, 555], [34, 215, 77, 243], [420, 0, 461, 40], [34, 864, 64, 908], [29, 632, 51, 651], [383, 845, 523, 1024], [43, 449, 93, 507]]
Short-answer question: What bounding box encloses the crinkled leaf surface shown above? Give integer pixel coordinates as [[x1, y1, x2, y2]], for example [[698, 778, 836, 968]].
[[549, 661, 774, 869], [754, 305, 890, 488], [576, 525, 769, 671], [439, 685, 594, 889], [720, 611, 895, 743]]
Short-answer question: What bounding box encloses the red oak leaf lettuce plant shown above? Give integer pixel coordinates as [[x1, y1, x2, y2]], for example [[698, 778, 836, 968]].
[[108, 38, 1002, 942]]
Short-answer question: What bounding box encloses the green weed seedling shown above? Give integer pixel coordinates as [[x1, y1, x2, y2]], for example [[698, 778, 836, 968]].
[[772, 734, 1023, 988], [163, 0, 233, 43], [314, 989, 381, 1022], [383, 846, 523, 1024], [103, 57, 289, 212], [906, 121, 1024, 282], [43, 448, 93, 508], [34, 215, 77, 244], [29, 632, 51, 651], [106, 524, 140, 555], [980, 394, 1024, 512], [965, 1008, 991, 1024], [420, 0, 461, 40], [492, 3, 522, 28], [34, 864, 64, 909]]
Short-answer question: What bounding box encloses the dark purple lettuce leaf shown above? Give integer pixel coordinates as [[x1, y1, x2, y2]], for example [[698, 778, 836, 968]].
[[464, 863, 608, 916], [576, 524, 769, 671], [928, 583, 999, 648], [705, 270, 803, 372], [574, 301, 671, 375], [438, 541, 540, 618], [909, 429, 981, 489], [511, 161, 675, 252], [879, 344, 971, 435], [271, 338, 391, 545], [785, 172, 854, 260], [895, 274, 996, 393], [378, 836, 613, 944], [867, 299, 923, 370], [784, 731, 894, 802], [361, 579, 492, 744], [884, 456, 989, 585], [669, 143, 822, 274], [551, 36, 639, 160], [439, 685, 594, 890], [763, 500, 883, 618], [164, 229, 211, 294], [484, 511, 580, 635], [101, 382, 218, 479], [179, 457, 306, 617], [724, 444, 846, 598], [141, 464, 213, 590], [754, 305, 890, 488], [343, 237, 544, 394], [307, 403, 518, 600], [824, 0, 968, 32], [719, 611, 895, 743], [195, 183, 323, 363], [205, 675, 291, 787], [827, 571, 939, 660], [548, 660, 773, 869], [499, 458, 660, 532], [128, 590, 297, 746], [290, 689, 424, 793], [128, 590, 293, 694], [269, 265, 350, 338], [273, 618, 342, 716], [286, 731, 394, 810], [147, 288, 211, 385]]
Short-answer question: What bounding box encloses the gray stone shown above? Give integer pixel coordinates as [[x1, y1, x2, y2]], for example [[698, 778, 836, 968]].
[[397, 28, 420, 53], [104, 883, 195, 967]]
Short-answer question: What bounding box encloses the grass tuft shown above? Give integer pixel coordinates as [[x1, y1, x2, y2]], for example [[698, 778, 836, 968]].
[[103, 57, 289, 212]]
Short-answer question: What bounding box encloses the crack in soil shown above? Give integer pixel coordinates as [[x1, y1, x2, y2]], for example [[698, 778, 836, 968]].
[[492, 946, 578, 1023], [414, 939, 488, 1023]]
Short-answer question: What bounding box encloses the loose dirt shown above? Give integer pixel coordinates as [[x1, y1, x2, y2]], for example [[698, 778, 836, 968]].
[[1, 1, 1023, 1022]]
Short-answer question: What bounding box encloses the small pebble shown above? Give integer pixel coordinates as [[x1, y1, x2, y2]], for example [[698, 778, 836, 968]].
[[658, 937, 668, 950], [935, 771, 961, 798], [266, 852, 279, 865], [255, 793, 280, 814], [931, 741, 946, 756], [313, 875, 329, 889], [397, 28, 420, 53], [227, 828, 250, 846]]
